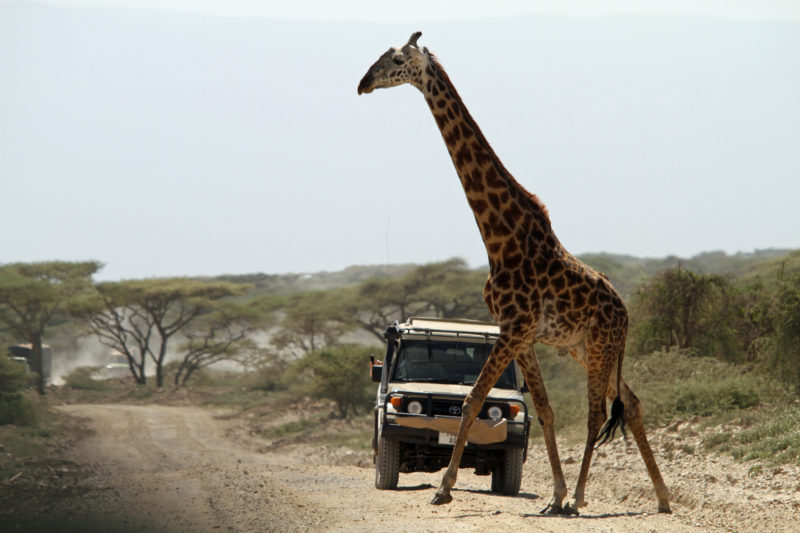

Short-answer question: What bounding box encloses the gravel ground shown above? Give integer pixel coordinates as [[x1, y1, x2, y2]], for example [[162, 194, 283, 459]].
[[2, 403, 798, 532]]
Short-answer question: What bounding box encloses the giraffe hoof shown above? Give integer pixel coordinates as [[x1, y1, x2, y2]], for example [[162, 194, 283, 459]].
[[562, 503, 580, 516], [541, 503, 563, 515], [658, 503, 672, 514], [431, 492, 453, 505]]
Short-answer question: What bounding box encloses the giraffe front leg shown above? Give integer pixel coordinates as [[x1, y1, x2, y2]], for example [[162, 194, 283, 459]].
[[431, 390, 483, 504], [432, 335, 517, 505]]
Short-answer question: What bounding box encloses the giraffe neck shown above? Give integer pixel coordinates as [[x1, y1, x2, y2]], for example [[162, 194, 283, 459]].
[[417, 57, 556, 264]]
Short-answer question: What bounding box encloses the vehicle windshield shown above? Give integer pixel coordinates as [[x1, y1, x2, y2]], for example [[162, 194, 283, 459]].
[[391, 339, 517, 389]]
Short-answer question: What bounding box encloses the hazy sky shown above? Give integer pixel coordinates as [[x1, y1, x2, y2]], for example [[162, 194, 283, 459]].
[[18, 0, 800, 22], [2, 1, 799, 280]]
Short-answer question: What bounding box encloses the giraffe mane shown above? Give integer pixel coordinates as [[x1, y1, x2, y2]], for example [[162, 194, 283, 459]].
[[427, 54, 552, 226]]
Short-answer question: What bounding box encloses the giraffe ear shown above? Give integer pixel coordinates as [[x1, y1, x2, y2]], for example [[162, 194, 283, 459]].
[[407, 31, 422, 48]]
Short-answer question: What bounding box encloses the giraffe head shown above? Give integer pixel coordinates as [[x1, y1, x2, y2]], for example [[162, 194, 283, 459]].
[[358, 31, 430, 95]]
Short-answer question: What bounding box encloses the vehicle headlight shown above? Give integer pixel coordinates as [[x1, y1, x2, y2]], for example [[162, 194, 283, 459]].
[[487, 406, 503, 421], [407, 400, 423, 414]]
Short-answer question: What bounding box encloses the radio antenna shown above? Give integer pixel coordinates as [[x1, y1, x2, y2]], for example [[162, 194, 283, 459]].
[[385, 217, 391, 274]]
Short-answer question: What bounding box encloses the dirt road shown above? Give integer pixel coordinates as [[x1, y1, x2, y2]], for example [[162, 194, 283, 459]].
[[20, 404, 800, 532]]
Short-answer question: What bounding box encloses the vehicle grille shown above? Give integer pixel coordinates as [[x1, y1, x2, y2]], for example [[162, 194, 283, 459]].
[[401, 395, 509, 419], [430, 398, 463, 417]]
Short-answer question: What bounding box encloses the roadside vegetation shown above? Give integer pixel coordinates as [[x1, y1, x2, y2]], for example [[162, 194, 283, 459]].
[[0, 355, 40, 426], [1, 249, 800, 480]]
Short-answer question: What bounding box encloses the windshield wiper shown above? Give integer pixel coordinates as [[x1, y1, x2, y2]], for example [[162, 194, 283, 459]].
[[462, 379, 516, 389], [408, 378, 465, 384]]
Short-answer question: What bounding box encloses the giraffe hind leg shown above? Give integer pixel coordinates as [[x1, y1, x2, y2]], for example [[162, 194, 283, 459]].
[[567, 363, 613, 513], [618, 379, 672, 513], [505, 348, 576, 516], [515, 350, 569, 514]]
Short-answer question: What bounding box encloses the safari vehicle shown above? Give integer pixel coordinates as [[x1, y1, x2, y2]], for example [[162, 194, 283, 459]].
[[7, 344, 51, 382], [370, 317, 531, 495], [94, 351, 130, 380]]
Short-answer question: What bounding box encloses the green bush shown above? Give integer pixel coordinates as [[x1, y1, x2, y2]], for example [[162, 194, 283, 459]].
[[241, 365, 286, 392], [0, 355, 39, 426], [673, 376, 760, 416], [289, 344, 378, 418], [162, 360, 211, 387], [772, 273, 800, 394], [625, 348, 774, 426], [704, 405, 800, 466], [63, 366, 109, 391], [0, 353, 31, 392], [0, 390, 39, 426]]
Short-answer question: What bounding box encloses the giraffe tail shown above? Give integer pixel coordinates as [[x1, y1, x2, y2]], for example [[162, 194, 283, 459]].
[[596, 309, 628, 448], [595, 395, 627, 448]]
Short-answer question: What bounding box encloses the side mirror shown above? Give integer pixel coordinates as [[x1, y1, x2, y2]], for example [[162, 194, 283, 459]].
[[371, 364, 383, 383], [370, 355, 383, 383], [520, 381, 529, 393]]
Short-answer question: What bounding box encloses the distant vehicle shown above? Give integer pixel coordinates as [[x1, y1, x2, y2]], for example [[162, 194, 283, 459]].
[[7, 354, 30, 372], [7, 344, 52, 383], [94, 351, 130, 379], [371, 317, 531, 495]]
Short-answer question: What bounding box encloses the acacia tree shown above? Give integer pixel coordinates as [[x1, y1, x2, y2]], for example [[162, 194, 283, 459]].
[[79, 278, 249, 386], [174, 298, 276, 386], [630, 266, 738, 357], [271, 290, 356, 358], [413, 259, 491, 320], [0, 261, 101, 394], [344, 276, 430, 341], [340, 259, 491, 341]]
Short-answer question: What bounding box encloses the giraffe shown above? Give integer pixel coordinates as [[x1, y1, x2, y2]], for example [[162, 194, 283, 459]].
[[358, 32, 671, 515]]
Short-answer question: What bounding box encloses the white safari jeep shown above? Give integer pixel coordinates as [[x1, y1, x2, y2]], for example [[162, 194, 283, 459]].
[[370, 317, 530, 495]]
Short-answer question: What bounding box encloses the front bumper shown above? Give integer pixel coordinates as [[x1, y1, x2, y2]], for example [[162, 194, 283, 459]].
[[381, 419, 528, 450], [379, 390, 530, 452]]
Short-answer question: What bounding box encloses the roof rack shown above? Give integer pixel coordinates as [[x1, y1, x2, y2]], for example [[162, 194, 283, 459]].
[[400, 316, 500, 340]]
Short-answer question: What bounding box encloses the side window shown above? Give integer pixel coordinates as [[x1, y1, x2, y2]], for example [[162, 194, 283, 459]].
[[393, 347, 408, 380]]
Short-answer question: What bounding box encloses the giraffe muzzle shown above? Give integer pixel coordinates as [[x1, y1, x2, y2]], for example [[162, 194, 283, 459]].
[[357, 75, 374, 95]]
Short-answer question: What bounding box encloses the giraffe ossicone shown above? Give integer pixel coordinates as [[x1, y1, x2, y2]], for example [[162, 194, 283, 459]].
[[358, 32, 671, 515]]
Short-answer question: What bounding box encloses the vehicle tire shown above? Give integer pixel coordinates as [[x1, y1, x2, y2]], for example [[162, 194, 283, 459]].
[[491, 448, 523, 496], [375, 436, 400, 490]]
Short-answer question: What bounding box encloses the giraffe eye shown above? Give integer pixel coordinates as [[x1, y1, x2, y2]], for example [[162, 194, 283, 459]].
[[393, 58, 404, 66]]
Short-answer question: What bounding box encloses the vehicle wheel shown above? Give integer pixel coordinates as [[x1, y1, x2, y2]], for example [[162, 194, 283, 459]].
[[375, 436, 400, 490], [491, 448, 523, 495]]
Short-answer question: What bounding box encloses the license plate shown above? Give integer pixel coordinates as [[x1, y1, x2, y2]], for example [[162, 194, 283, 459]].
[[438, 432, 458, 446]]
